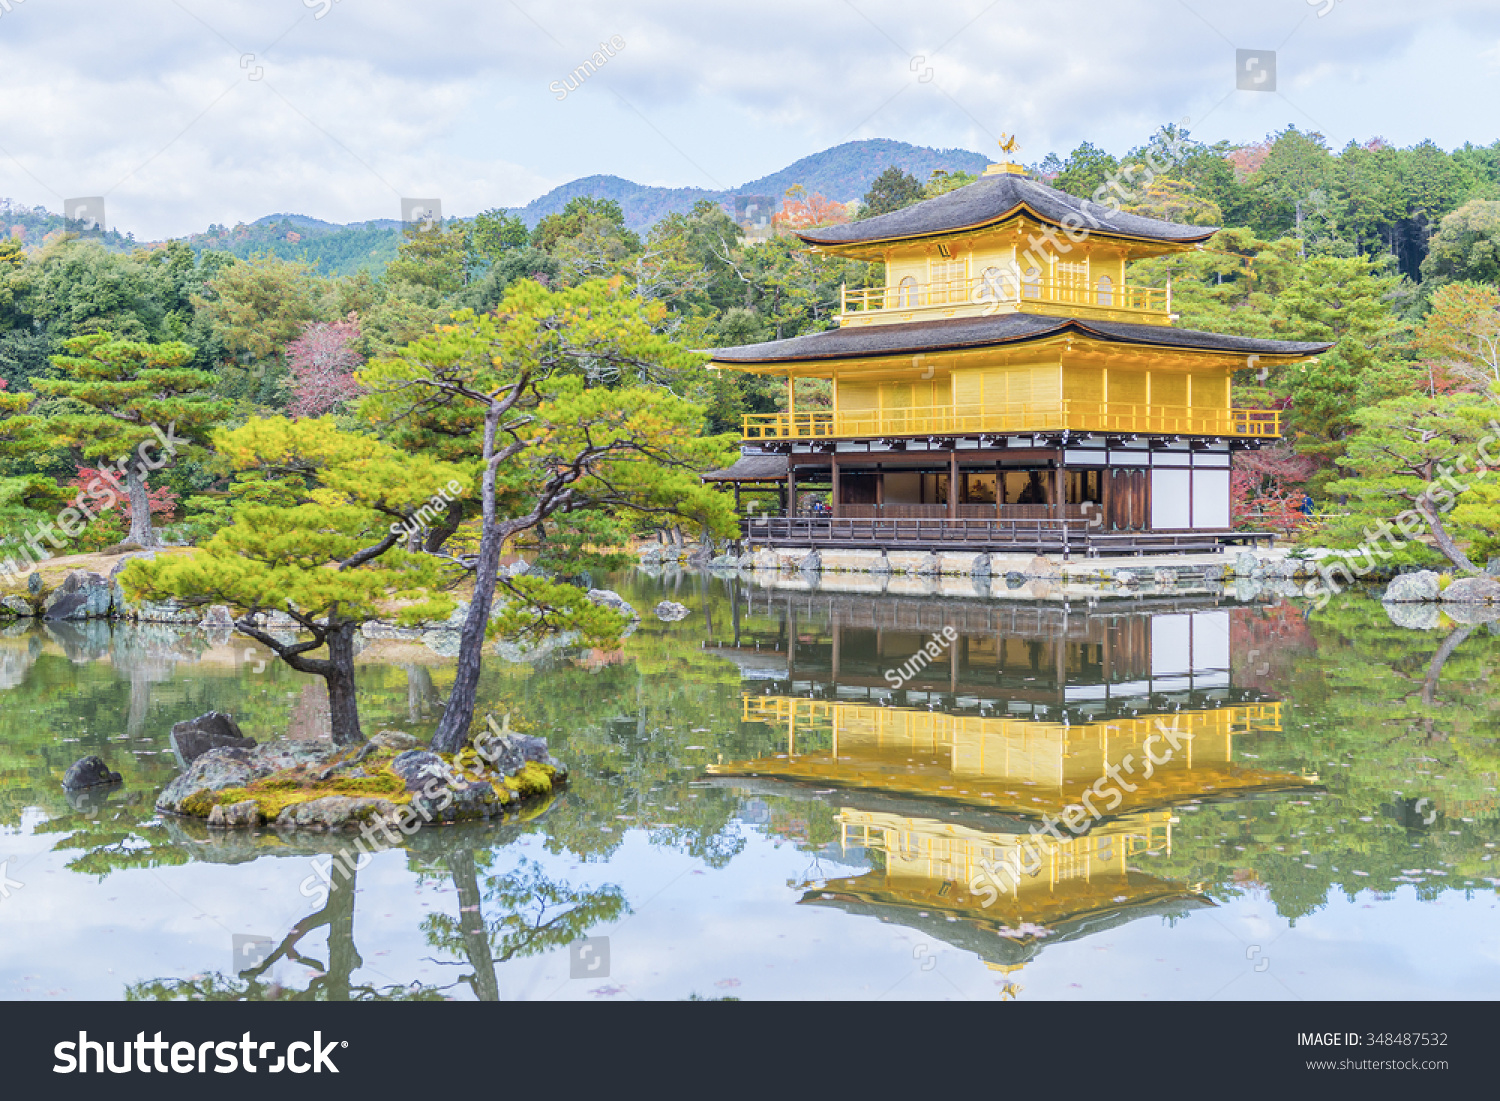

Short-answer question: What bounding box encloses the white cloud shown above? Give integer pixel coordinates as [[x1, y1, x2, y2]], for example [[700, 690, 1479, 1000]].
[[0, 0, 1495, 238]]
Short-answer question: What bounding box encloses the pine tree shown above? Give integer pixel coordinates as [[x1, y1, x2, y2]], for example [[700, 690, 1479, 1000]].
[[121, 417, 470, 745], [35, 333, 231, 546]]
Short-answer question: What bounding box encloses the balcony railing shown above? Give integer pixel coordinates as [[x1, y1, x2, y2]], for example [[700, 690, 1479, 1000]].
[[841, 274, 1170, 321], [742, 403, 1280, 441]]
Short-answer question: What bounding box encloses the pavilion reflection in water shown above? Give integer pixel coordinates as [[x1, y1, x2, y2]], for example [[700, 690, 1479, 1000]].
[[707, 590, 1318, 975]]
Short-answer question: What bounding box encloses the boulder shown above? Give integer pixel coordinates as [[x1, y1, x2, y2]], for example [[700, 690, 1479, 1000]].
[[1441, 601, 1500, 626], [1382, 570, 1441, 604], [494, 629, 580, 664], [587, 589, 639, 620], [1203, 564, 1226, 583], [389, 749, 509, 823], [108, 551, 156, 617], [1153, 567, 1178, 586], [0, 594, 29, 617], [27, 571, 42, 595], [136, 599, 200, 625], [1004, 571, 1026, 590], [474, 729, 565, 777], [273, 796, 403, 830], [62, 755, 122, 791], [1383, 602, 1441, 631], [654, 600, 691, 622], [420, 630, 462, 657], [1024, 555, 1056, 578], [170, 712, 257, 770], [1440, 576, 1500, 604], [1486, 556, 1500, 578], [199, 604, 235, 631], [1234, 552, 1260, 577], [42, 570, 113, 621], [207, 799, 261, 829], [370, 730, 419, 752], [796, 549, 821, 574], [915, 552, 942, 576], [156, 740, 334, 816], [971, 554, 992, 578]]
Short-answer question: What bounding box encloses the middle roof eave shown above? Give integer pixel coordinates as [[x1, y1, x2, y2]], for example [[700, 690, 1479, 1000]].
[[707, 312, 1334, 366]]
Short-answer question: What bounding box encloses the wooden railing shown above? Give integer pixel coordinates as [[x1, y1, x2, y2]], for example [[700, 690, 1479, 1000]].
[[842, 275, 1170, 319], [742, 403, 1280, 441]]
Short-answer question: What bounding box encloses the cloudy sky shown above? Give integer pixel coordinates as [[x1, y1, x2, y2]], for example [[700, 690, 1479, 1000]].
[[0, 0, 1497, 239]]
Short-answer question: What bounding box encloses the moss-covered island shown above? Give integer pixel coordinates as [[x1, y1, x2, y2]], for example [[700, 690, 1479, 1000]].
[[156, 724, 568, 831]]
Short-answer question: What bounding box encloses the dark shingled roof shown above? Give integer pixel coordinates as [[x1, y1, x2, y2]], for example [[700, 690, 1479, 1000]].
[[800, 171, 1217, 248], [708, 312, 1332, 365], [702, 452, 789, 481]]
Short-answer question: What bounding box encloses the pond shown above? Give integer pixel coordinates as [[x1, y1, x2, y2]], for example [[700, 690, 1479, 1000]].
[[1, 572, 1498, 1001]]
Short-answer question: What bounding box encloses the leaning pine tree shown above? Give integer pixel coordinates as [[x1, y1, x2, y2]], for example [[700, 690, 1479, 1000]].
[[360, 279, 739, 754], [121, 417, 470, 745], [35, 333, 231, 548]]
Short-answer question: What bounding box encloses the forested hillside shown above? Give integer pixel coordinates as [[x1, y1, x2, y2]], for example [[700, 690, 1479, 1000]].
[[3, 123, 1500, 567]]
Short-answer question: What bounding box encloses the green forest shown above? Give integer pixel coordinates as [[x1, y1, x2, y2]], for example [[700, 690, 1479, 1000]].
[[3, 122, 1500, 578]]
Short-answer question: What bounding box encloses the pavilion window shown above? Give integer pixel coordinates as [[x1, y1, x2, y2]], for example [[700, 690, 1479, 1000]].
[[897, 275, 917, 308], [1096, 275, 1113, 307], [1022, 266, 1041, 299]]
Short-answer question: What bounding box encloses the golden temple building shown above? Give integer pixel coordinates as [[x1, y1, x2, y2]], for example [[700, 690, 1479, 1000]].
[[705, 157, 1332, 554]]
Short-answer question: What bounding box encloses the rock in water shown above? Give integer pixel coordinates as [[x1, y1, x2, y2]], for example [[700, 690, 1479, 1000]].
[[27, 571, 42, 595], [1440, 576, 1500, 603], [63, 755, 122, 791], [207, 799, 261, 829], [654, 600, 691, 622], [169, 712, 257, 770], [42, 570, 113, 621], [0, 595, 30, 617], [587, 589, 639, 620], [1382, 571, 1441, 604], [199, 604, 235, 631]]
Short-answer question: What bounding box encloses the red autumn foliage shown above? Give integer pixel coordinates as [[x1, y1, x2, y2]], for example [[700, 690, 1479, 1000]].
[[67, 467, 179, 522], [286, 314, 365, 417], [1232, 446, 1319, 535], [772, 187, 850, 231]]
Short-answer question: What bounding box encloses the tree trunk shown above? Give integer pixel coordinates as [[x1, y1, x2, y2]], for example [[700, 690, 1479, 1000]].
[[1421, 499, 1479, 573], [1422, 625, 1474, 706], [422, 497, 467, 553], [125, 463, 160, 548], [447, 848, 499, 1001], [324, 622, 363, 746], [431, 406, 507, 755]]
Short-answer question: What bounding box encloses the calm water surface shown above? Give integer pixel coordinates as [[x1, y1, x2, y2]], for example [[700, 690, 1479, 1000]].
[[1, 572, 1498, 1000]]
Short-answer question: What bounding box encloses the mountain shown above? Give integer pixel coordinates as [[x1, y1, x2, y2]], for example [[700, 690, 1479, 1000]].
[[505, 139, 992, 229], [3, 138, 994, 275]]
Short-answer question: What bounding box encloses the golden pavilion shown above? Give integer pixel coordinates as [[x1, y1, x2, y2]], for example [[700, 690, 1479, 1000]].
[[706, 157, 1331, 554]]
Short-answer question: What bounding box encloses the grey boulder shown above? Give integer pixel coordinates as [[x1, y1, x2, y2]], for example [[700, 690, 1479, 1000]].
[[170, 712, 256, 770], [1440, 576, 1500, 604], [62, 755, 122, 791], [654, 600, 691, 622], [1382, 571, 1442, 604], [43, 570, 113, 621]]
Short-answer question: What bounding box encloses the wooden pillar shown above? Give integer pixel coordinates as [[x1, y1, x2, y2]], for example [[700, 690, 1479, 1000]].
[[948, 450, 958, 520], [786, 466, 796, 518], [831, 622, 841, 681], [831, 453, 841, 519], [734, 483, 741, 514], [875, 463, 884, 512], [1053, 456, 1065, 519]]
